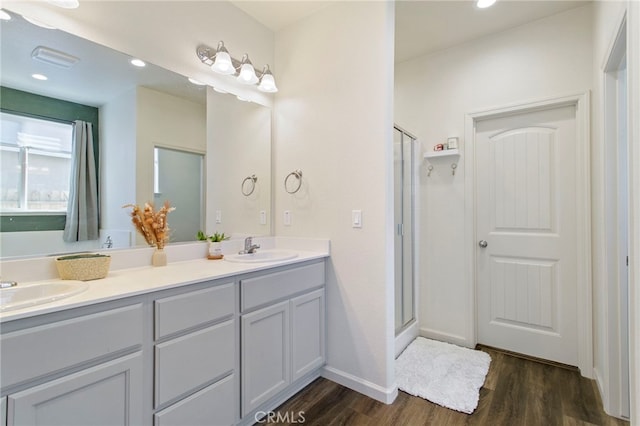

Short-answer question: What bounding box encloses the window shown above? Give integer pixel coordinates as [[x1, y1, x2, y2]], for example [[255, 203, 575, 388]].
[[0, 111, 73, 213]]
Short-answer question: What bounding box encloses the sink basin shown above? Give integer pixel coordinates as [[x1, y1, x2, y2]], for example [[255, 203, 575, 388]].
[[224, 249, 299, 263], [0, 281, 89, 312]]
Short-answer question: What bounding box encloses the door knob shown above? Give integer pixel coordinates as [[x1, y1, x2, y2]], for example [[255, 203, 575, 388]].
[[478, 240, 488, 248]]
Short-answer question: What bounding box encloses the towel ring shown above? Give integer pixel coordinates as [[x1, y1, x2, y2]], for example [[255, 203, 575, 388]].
[[241, 174, 258, 196], [284, 169, 303, 194]]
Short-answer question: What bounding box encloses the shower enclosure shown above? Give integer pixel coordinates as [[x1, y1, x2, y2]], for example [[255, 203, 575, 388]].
[[394, 125, 417, 351]]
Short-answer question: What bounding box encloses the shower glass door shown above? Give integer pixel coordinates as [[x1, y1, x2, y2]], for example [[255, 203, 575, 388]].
[[394, 126, 415, 334]]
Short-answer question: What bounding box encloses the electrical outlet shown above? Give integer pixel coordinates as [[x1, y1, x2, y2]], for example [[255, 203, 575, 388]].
[[284, 210, 291, 226], [260, 210, 266, 225], [215, 210, 222, 224]]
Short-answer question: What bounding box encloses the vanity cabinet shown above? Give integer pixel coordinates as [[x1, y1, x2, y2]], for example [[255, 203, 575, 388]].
[[240, 261, 325, 419], [0, 302, 144, 426], [0, 254, 328, 426], [153, 281, 236, 426]]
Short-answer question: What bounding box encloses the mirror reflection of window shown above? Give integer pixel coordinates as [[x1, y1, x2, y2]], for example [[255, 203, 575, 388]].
[[153, 147, 204, 243], [0, 112, 72, 213]]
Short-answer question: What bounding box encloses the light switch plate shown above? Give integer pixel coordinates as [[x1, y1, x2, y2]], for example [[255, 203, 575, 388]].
[[352, 210, 362, 228], [259, 210, 266, 225], [215, 210, 222, 224], [284, 210, 291, 226]]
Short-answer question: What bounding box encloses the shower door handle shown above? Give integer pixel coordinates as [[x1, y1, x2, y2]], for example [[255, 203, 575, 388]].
[[478, 240, 488, 248]]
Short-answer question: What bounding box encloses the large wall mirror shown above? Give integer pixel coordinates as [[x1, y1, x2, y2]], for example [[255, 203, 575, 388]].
[[0, 10, 272, 258]]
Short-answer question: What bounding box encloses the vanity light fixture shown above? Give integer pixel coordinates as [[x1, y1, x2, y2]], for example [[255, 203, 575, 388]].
[[476, 0, 497, 9], [196, 41, 278, 93]]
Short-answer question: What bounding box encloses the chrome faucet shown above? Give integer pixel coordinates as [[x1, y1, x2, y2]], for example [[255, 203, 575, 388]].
[[0, 279, 17, 289], [240, 236, 260, 254]]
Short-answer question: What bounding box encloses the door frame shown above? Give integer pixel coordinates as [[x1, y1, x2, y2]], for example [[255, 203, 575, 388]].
[[463, 92, 593, 378]]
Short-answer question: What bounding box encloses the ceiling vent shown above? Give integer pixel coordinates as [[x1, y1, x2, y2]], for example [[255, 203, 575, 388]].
[[31, 46, 79, 68]]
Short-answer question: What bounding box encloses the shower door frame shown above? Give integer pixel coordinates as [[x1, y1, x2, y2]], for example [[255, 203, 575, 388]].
[[394, 125, 419, 356]]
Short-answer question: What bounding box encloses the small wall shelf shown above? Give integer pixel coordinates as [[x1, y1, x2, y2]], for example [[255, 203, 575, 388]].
[[423, 148, 459, 159]]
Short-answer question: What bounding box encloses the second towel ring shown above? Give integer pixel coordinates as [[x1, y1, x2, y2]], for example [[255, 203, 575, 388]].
[[284, 169, 303, 194], [242, 174, 258, 196]]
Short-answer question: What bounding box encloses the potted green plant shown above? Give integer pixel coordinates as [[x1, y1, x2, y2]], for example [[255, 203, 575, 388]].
[[197, 231, 229, 258]]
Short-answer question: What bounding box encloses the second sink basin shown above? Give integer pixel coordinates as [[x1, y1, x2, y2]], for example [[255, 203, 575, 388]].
[[0, 281, 90, 312], [224, 249, 298, 263]]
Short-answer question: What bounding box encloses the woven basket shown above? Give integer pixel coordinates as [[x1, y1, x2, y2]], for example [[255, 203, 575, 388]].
[[56, 254, 111, 281]]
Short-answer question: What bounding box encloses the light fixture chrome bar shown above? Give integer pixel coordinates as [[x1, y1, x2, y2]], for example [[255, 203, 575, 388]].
[[196, 42, 277, 92], [197, 44, 268, 78]]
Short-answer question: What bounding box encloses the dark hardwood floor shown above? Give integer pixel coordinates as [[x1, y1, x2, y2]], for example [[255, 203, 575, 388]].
[[267, 346, 629, 426]]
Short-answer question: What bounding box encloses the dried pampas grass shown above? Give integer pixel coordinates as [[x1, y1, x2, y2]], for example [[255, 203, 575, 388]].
[[123, 201, 175, 249]]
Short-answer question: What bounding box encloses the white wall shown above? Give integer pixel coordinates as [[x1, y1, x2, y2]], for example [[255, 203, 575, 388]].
[[273, 1, 396, 403], [206, 89, 271, 237], [395, 5, 593, 346]]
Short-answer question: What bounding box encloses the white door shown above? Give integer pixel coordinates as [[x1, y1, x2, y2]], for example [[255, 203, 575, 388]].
[[476, 104, 579, 366]]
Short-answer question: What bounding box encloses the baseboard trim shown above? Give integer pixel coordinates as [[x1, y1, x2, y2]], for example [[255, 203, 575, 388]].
[[321, 366, 398, 404], [419, 327, 471, 348]]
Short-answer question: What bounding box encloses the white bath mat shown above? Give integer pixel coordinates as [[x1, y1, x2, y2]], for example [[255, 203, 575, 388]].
[[395, 337, 491, 414]]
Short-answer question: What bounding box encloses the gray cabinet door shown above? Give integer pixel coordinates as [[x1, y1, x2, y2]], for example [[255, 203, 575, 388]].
[[241, 300, 290, 417], [291, 289, 325, 382], [7, 352, 143, 426]]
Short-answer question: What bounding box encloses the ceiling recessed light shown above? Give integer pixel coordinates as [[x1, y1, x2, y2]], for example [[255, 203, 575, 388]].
[[188, 77, 206, 86], [0, 10, 11, 20], [130, 58, 146, 67], [32, 73, 48, 81], [476, 0, 497, 9]]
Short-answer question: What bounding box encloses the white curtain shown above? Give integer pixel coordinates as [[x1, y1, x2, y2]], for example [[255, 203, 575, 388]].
[[63, 120, 98, 242]]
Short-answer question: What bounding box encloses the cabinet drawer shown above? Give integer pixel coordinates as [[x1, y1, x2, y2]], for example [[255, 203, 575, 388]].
[[1, 304, 143, 389], [155, 320, 234, 408], [241, 262, 325, 311], [154, 374, 235, 426], [155, 282, 234, 339]]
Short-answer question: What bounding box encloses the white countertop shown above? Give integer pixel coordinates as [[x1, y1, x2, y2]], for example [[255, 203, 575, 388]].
[[1, 238, 329, 323]]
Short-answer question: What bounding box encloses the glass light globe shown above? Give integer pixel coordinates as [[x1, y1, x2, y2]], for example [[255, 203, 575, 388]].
[[258, 73, 278, 93], [237, 63, 258, 85], [211, 51, 235, 75]]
